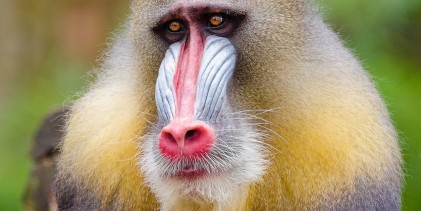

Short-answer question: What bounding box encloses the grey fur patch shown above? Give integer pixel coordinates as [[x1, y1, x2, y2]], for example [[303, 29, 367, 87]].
[[343, 177, 401, 211], [313, 176, 401, 211], [54, 175, 100, 210]]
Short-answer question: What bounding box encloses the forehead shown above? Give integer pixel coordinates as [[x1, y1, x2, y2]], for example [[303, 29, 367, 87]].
[[132, 0, 248, 15], [130, 0, 311, 31], [130, 0, 251, 26], [133, 0, 243, 8]]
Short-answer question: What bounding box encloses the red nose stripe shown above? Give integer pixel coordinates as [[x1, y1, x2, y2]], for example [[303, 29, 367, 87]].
[[173, 26, 205, 118]]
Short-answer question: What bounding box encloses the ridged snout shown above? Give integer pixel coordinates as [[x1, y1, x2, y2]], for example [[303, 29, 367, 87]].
[[155, 36, 236, 160]]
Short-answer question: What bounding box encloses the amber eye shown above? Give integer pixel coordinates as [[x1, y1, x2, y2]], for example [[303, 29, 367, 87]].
[[209, 15, 224, 27], [168, 21, 183, 32]]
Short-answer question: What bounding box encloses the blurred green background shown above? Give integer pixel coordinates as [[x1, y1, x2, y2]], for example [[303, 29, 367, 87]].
[[0, 0, 419, 210]]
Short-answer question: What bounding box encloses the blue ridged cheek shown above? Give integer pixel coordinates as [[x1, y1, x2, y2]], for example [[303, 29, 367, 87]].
[[195, 36, 237, 121]]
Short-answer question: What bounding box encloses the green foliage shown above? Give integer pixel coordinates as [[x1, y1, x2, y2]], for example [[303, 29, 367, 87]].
[[0, 55, 89, 210]]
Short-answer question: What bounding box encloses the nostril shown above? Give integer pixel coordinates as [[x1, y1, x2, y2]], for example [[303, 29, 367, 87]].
[[185, 129, 200, 142], [162, 132, 177, 144]]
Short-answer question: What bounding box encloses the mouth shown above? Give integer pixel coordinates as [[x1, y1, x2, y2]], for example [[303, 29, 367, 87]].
[[174, 165, 207, 180]]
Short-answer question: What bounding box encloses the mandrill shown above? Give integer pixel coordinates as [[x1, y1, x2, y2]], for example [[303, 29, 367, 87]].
[[54, 0, 402, 210]]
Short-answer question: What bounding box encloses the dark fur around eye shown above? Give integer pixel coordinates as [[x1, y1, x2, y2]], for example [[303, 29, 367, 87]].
[[153, 11, 246, 44], [205, 13, 245, 37]]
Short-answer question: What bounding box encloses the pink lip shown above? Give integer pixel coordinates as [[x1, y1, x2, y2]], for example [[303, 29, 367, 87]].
[[175, 166, 206, 179]]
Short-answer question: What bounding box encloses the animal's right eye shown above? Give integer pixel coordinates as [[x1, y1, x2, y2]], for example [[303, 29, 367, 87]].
[[156, 19, 185, 43], [168, 21, 183, 32]]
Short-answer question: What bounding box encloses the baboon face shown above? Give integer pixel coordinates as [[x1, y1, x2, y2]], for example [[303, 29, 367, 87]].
[[134, 1, 306, 201]]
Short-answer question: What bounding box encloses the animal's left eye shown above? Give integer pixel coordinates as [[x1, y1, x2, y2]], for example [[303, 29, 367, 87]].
[[208, 15, 224, 28], [205, 13, 244, 37]]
